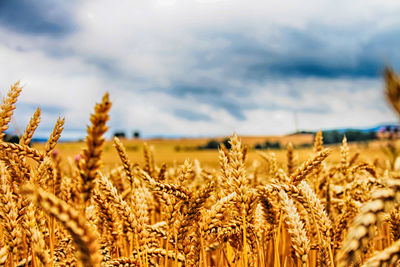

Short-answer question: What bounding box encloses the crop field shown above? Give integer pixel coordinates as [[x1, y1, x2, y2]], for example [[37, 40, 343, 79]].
[[2, 68, 400, 267], [32, 134, 386, 170]]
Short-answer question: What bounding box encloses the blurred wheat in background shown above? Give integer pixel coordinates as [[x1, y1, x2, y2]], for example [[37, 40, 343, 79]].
[[2, 68, 400, 266]]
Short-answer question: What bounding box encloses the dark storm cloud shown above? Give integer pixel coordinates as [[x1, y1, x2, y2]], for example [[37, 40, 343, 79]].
[[244, 26, 385, 79], [249, 59, 381, 79], [147, 24, 394, 122], [0, 0, 75, 36], [189, 26, 389, 84]]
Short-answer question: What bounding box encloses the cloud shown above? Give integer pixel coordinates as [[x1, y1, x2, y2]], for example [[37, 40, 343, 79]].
[[249, 59, 381, 79], [0, 0, 399, 138], [0, 0, 76, 36], [173, 109, 213, 121]]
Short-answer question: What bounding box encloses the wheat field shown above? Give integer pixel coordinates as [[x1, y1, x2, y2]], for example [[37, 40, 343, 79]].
[[1, 68, 400, 267]]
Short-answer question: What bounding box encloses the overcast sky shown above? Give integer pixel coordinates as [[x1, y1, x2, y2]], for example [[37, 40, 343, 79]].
[[0, 0, 399, 139]]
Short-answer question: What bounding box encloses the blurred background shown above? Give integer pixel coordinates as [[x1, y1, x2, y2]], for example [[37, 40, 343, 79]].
[[0, 0, 400, 142]]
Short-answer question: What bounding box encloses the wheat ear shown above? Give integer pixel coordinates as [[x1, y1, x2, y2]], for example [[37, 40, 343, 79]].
[[0, 173, 20, 260], [0, 246, 7, 266], [22, 183, 101, 267], [314, 130, 324, 153], [45, 116, 65, 155], [278, 189, 310, 264], [362, 238, 400, 267], [0, 81, 22, 140], [80, 93, 111, 203], [143, 142, 155, 176], [0, 142, 44, 162], [384, 67, 400, 116], [287, 142, 295, 176], [113, 137, 135, 189], [290, 149, 329, 185], [139, 169, 191, 200], [338, 182, 400, 266], [340, 136, 349, 177], [19, 107, 41, 146]]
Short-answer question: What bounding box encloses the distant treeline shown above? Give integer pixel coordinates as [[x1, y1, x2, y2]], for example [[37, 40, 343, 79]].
[[197, 138, 286, 151], [194, 129, 378, 151], [198, 138, 232, 150], [321, 130, 377, 144], [254, 141, 282, 150]]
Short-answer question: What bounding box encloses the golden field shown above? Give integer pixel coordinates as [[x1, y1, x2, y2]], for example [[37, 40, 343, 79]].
[[33, 134, 387, 170], [2, 68, 400, 267]]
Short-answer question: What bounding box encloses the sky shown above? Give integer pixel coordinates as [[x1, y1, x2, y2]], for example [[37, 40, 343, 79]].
[[0, 0, 400, 139]]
